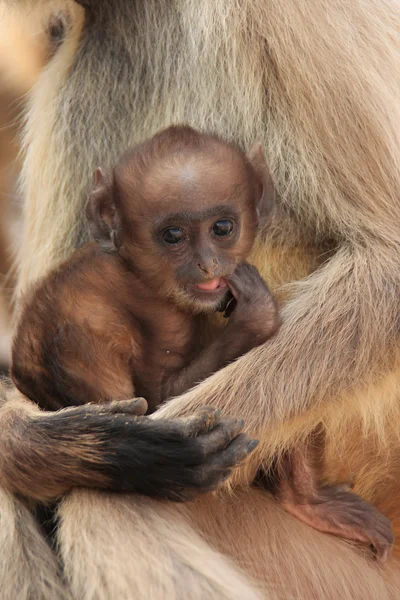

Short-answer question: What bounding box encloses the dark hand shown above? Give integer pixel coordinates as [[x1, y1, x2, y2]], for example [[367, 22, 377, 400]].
[[35, 401, 258, 501], [137, 405, 259, 501], [225, 262, 280, 342]]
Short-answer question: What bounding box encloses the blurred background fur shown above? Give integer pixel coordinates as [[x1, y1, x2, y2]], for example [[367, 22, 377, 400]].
[[0, 6, 47, 367]]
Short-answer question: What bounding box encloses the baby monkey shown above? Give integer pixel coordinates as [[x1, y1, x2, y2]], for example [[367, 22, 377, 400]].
[[12, 126, 392, 557]]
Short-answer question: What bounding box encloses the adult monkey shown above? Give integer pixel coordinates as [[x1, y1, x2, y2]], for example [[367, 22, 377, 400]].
[[2, 0, 400, 598]]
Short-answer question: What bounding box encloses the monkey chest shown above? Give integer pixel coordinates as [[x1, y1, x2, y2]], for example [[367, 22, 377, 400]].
[[131, 320, 205, 412]]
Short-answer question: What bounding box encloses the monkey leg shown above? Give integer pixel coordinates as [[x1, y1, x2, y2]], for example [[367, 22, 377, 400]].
[[57, 489, 263, 600], [57, 487, 400, 600], [270, 447, 394, 562], [278, 481, 394, 562], [181, 488, 400, 599], [0, 383, 66, 599], [0, 487, 70, 600]]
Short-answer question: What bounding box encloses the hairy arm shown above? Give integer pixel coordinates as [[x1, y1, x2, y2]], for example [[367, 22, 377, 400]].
[[154, 243, 400, 445], [166, 263, 280, 400], [0, 384, 256, 502]]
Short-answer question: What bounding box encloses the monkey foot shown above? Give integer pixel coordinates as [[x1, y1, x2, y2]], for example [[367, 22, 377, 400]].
[[281, 485, 394, 562]]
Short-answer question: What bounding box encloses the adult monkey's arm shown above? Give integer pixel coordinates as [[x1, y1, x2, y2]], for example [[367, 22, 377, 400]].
[[0, 385, 254, 502], [153, 0, 400, 454], [151, 0, 400, 450], [155, 243, 399, 439]]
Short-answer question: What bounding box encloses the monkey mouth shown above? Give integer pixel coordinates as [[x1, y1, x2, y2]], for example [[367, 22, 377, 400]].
[[195, 278, 227, 292]]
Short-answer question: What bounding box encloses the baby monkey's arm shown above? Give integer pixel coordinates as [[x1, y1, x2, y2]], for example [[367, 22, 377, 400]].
[[165, 263, 280, 399]]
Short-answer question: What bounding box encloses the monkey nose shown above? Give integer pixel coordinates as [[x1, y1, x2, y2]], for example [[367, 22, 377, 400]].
[[198, 258, 218, 277]]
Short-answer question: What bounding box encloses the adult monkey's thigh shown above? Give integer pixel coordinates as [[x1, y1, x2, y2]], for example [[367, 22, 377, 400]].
[[7, 0, 400, 598]]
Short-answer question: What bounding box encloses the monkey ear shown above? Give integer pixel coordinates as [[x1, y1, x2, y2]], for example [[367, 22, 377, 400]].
[[247, 144, 275, 227], [86, 167, 120, 250]]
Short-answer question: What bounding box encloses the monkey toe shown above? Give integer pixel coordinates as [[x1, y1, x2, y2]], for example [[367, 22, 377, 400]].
[[281, 487, 394, 562]]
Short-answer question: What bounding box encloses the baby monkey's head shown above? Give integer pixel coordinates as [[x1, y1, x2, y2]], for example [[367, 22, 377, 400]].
[[87, 125, 273, 312]]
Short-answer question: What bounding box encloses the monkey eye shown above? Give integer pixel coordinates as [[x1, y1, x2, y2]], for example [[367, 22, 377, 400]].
[[212, 220, 234, 237], [162, 227, 186, 245]]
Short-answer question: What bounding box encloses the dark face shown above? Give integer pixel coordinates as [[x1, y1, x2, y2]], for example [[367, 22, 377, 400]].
[[117, 155, 260, 312], [150, 205, 255, 311]]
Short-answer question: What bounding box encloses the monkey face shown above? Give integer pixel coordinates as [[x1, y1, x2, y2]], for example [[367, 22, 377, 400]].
[[87, 126, 273, 313], [117, 158, 260, 312]]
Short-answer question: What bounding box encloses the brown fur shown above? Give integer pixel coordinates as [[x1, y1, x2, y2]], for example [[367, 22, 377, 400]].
[[12, 124, 392, 557], [12, 126, 277, 412], [2, 0, 400, 597], [0, 382, 121, 500]]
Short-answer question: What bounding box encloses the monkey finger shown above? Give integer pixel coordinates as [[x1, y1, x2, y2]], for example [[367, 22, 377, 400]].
[[81, 397, 148, 416], [217, 290, 233, 313], [177, 406, 222, 436], [223, 297, 237, 318], [166, 470, 234, 501], [225, 267, 253, 300], [195, 419, 249, 455], [198, 469, 234, 493], [372, 542, 390, 564], [191, 436, 257, 489], [227, 262, 263, 298], [224, 276, 242, 301], [205, 433, 259, 470], [104, 398, 149, 415]]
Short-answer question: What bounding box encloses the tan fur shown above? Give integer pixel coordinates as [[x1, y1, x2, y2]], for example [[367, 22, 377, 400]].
[[58, 489, 263, 600], [0, 382, 71, 599], [2, 0, 400, 597], [57, 487, 400, 600], [0, 486, 71, 600], [0, 6, 47, 364]]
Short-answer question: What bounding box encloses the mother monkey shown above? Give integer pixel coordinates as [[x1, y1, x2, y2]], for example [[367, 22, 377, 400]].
[[2, 1, 400, 598]]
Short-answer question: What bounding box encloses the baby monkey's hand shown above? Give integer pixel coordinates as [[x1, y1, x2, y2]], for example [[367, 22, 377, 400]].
[[224, 262, 280, 344]]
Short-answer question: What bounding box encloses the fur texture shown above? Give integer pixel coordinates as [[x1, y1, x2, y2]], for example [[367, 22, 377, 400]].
[[2, 0, 400, 597]]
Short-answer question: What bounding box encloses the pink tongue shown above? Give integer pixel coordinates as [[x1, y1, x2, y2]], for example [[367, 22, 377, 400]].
[[196, 277, 222, 291]]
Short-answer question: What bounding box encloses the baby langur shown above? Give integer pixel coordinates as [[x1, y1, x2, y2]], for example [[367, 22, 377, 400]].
[[11, 126, 393, 558]]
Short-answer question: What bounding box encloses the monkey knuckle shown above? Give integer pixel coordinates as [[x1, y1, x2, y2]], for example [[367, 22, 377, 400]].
[[235, 299, 251, 314], [170, 419, 188, 437], [219, 418, 242, 439], [186, 466, 206, 487], [194, 407, 220, 430], [170, 428, 191, 445]]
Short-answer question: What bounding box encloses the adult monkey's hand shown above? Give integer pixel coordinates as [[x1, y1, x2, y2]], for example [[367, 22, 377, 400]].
[[0, 395, 257, 502]]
